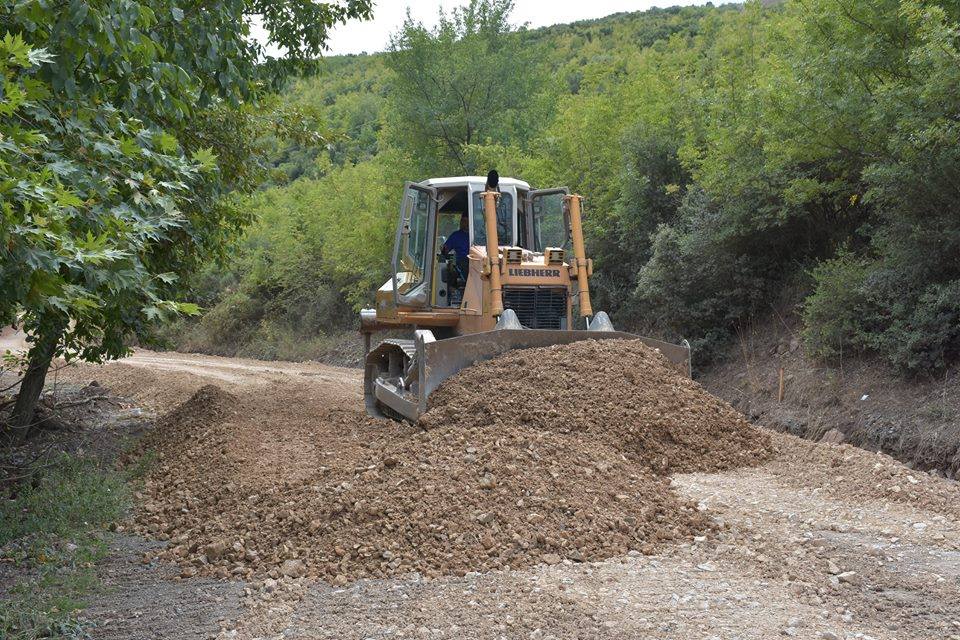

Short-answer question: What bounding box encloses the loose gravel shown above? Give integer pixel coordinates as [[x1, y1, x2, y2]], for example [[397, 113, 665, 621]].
[[133, 340, 771, 584]]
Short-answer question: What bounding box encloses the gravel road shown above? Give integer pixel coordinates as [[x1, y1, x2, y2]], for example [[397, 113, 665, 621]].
[[60, 349, 960, 640]]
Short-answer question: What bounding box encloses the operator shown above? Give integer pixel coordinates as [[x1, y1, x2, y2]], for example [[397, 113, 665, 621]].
[[442, 213, 470, 259], [441, 213, 471, 286]]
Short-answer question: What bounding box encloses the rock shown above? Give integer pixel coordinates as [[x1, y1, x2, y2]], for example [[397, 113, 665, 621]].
[[826, 560, 841, 575], [280, 559, 306, 578], [481, 533, 495, 550], [542, 553, 561, 565], [837, 571, 858, 584], [820, 632, 840, 640], [204, 541, 228, 562], [478, 474, 496, 490], [819, 429, 845, 445]]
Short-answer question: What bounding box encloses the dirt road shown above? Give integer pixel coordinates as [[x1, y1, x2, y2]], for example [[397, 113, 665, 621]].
[[61, 350, 960, 640]]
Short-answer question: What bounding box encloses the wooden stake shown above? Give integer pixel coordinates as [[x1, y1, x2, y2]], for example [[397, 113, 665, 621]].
[[778, 366, 785, 403]]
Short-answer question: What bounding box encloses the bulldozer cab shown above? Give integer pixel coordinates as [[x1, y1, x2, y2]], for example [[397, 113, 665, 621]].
[[390, 177, 574, 311]]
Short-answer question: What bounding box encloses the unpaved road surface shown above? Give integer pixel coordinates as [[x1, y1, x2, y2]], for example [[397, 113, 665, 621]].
[[60, 350, 960, 640]]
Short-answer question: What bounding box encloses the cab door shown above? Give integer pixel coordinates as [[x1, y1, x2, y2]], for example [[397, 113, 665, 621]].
[[526, 188, 570, 252], [392, 182, 437, 307]]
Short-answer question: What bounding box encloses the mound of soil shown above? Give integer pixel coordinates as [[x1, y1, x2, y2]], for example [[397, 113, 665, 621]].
[[421, 339, 772, 473], [145, 384, 236, 436], [134, 340, 770, 584], [772, 431, 960, 519]]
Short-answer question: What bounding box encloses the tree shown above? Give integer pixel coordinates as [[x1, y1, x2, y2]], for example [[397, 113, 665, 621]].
[[0, 0, 372, 441], [385, 0, 544, 173]]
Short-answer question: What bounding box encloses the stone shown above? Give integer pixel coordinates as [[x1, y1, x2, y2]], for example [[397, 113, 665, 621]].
[[204, 541, 228, 562], [280, 559, 306, 578], [837, 571, 858, 584]]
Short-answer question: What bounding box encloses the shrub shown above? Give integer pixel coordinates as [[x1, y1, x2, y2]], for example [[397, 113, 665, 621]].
[[801, 253, 873, 361], [631, 188, 769, 364], [804, 254, 960, 376], [880, 281, 960, 375]]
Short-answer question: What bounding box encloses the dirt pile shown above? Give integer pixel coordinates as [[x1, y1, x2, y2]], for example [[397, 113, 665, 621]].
[[134, 340, 770, 584], [421, 339, 772, 473], [772, 431, 960, 519]]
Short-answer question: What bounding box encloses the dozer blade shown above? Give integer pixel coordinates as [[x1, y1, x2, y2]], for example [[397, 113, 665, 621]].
[[364, 313, 691, 422]]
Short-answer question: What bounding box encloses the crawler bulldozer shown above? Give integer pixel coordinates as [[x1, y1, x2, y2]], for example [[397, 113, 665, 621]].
[[360, 171, 691, 420]]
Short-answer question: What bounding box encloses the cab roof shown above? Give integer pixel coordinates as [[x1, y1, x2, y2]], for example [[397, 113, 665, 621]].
[[420, 176, 532, 190]]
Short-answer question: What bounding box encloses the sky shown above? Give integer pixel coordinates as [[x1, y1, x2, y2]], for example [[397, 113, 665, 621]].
[[251, 0, 707, 57]]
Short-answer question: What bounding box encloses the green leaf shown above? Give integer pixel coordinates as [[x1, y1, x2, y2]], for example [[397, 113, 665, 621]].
[[155, 132, 179, 154], [55, 188, 84, 208], [191, 147, 218, 172]]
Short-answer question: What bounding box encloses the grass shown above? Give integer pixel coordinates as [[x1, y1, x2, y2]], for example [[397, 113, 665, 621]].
[[0, 454, 142, 639]]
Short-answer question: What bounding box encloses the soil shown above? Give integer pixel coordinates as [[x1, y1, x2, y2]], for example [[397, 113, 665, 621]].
[[78, 535, 245, 640], [31, 348, 960, 639], [119, 340, 772, 584], [701, 315, 960, 477], [422, 339, 772, 473]]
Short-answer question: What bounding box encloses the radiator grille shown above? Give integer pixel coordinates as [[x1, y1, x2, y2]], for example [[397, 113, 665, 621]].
[[502, 287, 567, 329]]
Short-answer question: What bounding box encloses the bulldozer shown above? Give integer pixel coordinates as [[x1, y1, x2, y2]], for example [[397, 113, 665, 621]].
[[360, 171, 691, 420]]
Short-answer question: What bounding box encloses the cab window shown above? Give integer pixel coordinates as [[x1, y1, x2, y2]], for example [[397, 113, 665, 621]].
[[531, 192, 569, 251], [397, 186, 432, 292], [471, 192, 514, 246]]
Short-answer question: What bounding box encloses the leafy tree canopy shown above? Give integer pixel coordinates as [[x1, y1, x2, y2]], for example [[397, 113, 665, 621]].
[[0, 0, 371, 437], [385, 0, 547, 174]]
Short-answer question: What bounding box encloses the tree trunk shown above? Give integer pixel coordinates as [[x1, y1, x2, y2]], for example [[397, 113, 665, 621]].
[[7, 323, 63, 444]]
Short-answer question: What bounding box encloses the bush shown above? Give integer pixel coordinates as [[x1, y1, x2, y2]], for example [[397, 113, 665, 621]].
[[880, 281, 960, 375], [801, 253, 873, 361], [630, 188, 769, 364], [804, 254, 960, 376]]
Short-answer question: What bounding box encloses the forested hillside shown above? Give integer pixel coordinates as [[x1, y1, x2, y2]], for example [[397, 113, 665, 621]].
[[175, 0, 960, 376]]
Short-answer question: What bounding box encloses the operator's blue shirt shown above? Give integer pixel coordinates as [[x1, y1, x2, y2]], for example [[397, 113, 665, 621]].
[[444, 229, 470, 260]]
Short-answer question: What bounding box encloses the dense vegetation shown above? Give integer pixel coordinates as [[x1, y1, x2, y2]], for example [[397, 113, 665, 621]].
[[176, 0, 960, 376]]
